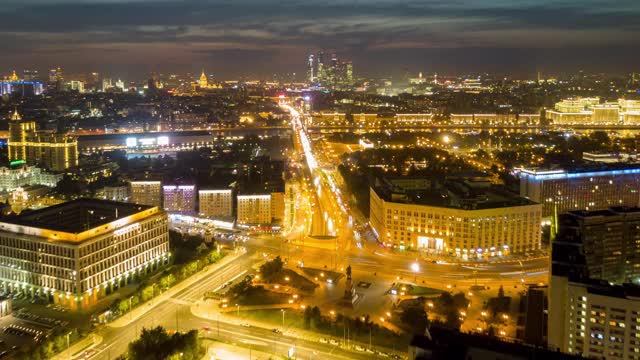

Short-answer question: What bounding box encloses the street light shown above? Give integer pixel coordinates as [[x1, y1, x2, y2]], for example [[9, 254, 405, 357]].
[[281, 309, 286, 326], [411, 261, 420, 282], [66, 331, 72, 360]]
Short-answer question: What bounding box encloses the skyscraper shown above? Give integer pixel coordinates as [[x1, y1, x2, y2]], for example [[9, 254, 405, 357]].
[[306, 51, 354, 90], [7, 109, 78, 171], [307, 54, 315, 83]]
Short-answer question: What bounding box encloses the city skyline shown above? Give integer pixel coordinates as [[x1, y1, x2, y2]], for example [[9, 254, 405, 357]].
[[1, 0, 640, 78]]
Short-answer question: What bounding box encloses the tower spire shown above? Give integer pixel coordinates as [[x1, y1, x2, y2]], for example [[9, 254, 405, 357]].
[[10, 107, 21, 121]]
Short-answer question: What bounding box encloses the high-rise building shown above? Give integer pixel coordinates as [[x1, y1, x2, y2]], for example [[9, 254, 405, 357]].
[[198, 189, 233, 218], [307, 54, 315, 83], [102, 78, 113, 92], [517, 165, 640, 218], [7, 110, 78, 171], [549, 207, 640, 358], [306, 51, 354, 89], [317, 51, 325, 84], [48, 67, 63, 90], [115, 79, 125, 91], [130, 181, 162, 207], [0, 199, 169, 310], [370, 176, 541, 257], [70, 80, 85, 93], [237, 194, 271, 225], [162, 185, 195, 213]]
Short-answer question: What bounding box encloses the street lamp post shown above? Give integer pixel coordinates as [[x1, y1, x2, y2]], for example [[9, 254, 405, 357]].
[[281, 309, 286, 326], [411, 261, 420, 283], [66, 331, 72, 360]]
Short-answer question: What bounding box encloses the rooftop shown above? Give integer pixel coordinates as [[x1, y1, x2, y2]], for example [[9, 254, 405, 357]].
[[0, 198, 153, 234], [374, 176, 535, 210]]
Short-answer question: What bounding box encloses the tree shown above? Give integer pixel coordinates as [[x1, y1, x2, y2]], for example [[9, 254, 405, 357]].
[[303, 307, 312, 329], [128, 326, 204, 360], [259, 256, 284, 280], [401, 306, 428, 334]]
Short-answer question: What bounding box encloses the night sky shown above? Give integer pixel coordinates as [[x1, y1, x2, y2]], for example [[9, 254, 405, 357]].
[[2, 0, 640, 78]]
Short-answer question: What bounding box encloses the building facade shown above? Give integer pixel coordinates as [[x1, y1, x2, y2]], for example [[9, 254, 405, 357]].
[[198, 189, 233, 218], [162, 185, 196, 213], [7, 110, 78, 171], [237, 194, 271, 225], [0, 199, 169, 310], [549, 276, 640, 359], [517, 166, 640, 218], [370, 179, 542, 258], [130, 181, 162, 207], [546, 97, 640, 126], [0, 164, 62, 192], [549, 207, 640, 359]]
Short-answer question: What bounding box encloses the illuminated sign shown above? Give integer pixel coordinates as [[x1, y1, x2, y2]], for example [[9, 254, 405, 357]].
[[9, 160, 25, 166], [125, 137, 137, 147]]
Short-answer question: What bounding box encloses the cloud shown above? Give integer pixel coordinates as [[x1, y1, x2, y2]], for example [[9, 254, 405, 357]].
[[1, 0, 639, 76]]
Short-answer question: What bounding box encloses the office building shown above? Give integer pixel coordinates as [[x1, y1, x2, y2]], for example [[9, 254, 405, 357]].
[[100, 185, 129, 202], [237, 194, 271, 225], [130, 181, 162, 207], [198, 189, 233, 218], [0, 199, 169, 309], [306, 52, 354, 89], [69, 80, 84, 93], [7, 109, 78, 171], [549, 209, 640, 358], [1, 71, 43, 96], [370, 176, 541, 258], [307, 54, 315, 83], [162, 185, 195, 213], [0, 164, 63, 192], [517, 165, 640, 218], [546, 97, 640, 126], [270, 191, 285, 223], [101, 78, 113, 92], [553, 208, 640, 284]]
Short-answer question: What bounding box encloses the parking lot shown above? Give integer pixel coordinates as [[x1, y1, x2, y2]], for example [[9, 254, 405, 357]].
[[0, 314, 53, 357]]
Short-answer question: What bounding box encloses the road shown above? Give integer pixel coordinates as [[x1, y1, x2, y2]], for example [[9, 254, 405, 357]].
[[86, 250, 396, 360], [85, 103, 549, 359]]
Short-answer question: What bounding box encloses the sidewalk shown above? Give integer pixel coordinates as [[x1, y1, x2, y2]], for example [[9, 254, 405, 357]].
[[51, 334, 103, 360], [110, 251, 243, 328]]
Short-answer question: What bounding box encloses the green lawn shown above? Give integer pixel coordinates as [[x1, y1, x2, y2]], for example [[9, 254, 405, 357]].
[[235, 309, 412, 350], [389, 283, 443, 296], [274, 269, 318, 292], [235, 287, 293, 306]]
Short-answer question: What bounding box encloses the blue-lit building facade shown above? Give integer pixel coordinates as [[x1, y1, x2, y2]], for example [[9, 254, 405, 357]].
[[0, 80, 43, 96], [517, 166, 640, 218]]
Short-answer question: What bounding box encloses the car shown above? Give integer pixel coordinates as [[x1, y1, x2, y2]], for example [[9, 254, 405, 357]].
[[377, 352, 389, 358], [366, 348, 375, 354], [241, 323, 251, 327], [11, 346, 17, 350], [329, 339, 340, 345], [355, 345, 365, 352], [272, 329, 282, 334], [319, 338, 328, 344]]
